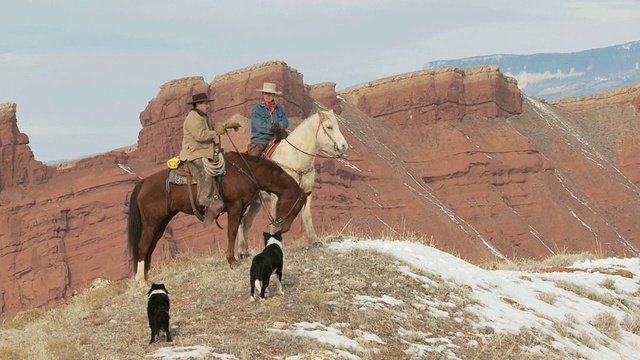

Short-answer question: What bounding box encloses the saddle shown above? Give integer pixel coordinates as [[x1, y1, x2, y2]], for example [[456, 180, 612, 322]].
[[166, 157, 194, 185], [165, 157, 224, 225], [263, 140, 280, 159], [167, 167, 194, 185]]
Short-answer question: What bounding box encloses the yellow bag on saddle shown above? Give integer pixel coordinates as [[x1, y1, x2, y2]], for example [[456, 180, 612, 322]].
[[166, 156, 181, 169]]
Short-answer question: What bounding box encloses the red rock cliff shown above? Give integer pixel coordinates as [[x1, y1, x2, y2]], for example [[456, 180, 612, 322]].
[[339, 65, 521, 127], [0, 103, 48, 190], [2, 61, 640, 322]]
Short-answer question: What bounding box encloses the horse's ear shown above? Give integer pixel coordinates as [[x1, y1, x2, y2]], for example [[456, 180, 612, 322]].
[[305, 190, 312, 198], [317, 109, 326, 121]]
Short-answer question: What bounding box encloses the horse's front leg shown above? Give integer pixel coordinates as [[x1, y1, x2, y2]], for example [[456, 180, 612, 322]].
[[300, 194, 321, 245], [226, 205, 243, 268], [268, 195, 282, 235], [237, 200, 262, 259]]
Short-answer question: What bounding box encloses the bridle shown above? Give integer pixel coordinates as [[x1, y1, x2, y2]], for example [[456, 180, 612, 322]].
[[283, 114, 345, 159], [272, 114, 345, 182], [269, 193, 306, 227], [221, 111, 344, 224]]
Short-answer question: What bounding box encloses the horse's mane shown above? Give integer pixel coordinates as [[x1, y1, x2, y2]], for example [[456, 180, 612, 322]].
[[291, 111, 321, 133]]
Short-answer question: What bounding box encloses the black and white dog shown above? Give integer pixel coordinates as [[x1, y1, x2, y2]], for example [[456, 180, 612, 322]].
[[250, 231, 284, 301], [147, 283, 172, 344]]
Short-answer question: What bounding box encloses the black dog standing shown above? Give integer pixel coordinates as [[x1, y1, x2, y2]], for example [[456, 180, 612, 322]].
[[147, 283, 172, 344], [250, 231, 284, 301]]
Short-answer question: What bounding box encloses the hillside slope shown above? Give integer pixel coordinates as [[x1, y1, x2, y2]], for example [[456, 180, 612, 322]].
[[1, 238, 639, 359]]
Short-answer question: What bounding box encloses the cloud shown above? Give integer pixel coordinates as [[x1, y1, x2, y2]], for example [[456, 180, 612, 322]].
[[2, 0, 640, 161]]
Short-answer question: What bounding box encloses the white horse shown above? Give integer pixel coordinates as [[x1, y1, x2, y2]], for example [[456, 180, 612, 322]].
[[236, 109, 348, 258]]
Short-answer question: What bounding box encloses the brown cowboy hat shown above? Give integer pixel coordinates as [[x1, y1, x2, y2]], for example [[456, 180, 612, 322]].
[[255, 82, 283, 96], [187, 93, 213, 104]]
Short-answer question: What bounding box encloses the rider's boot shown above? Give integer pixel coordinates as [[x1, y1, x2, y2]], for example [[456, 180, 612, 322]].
[[203, 192, 224, 227], [197, 169, 213, 207], [198, 170, 221, 226]]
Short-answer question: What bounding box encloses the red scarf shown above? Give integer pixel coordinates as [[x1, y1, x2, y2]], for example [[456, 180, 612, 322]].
[[265, 99, 275, 113]]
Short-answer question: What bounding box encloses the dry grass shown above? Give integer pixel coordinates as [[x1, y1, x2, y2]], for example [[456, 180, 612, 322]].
[[0, 346, 27, 360], [536, 292, 557, 305], [554, 280, 617, 307], [599, 278, 616, 290], [483, 252, 596, 271], [7, 308, 46, 330], [590, 312, 621, 340], [622, 312, 640, 334], [0, 236, 632, 359], [44, 339, 83, 360]]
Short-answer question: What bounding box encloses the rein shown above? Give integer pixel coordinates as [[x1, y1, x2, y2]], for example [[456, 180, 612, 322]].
[[224, 156, 276, 225], [271, 160, 313, 184], [269, 193, 305, 227], [283, 115, 344, 159], [220, 110, 344, 225], [224, 132, 285, 226], [225, 155, 305, 226]]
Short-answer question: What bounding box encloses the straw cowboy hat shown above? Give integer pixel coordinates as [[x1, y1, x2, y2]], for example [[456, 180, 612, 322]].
[[187, 93, 213, 104], [256, 82, 283, 96]]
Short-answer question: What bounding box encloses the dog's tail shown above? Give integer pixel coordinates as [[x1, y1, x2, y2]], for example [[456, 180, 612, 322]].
[[127, 180, 144, 274], [254, 279, 262, 293]]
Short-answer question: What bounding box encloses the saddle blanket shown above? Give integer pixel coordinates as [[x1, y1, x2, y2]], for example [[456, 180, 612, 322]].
[[168, 170, 196, 185]]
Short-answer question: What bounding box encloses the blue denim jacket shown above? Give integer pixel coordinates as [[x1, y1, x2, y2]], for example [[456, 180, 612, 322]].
[[250, 101, 289, 144]]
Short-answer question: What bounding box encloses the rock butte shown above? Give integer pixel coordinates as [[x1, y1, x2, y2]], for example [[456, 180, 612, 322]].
[[2, 60, 640, 320]]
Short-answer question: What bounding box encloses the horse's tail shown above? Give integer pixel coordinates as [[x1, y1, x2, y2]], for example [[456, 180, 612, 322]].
[[127, 180, 144, 274]]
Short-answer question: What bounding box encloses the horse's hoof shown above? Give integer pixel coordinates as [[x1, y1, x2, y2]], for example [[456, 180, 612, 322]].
[[311, 241, 324, 248], [228, 259, 239, 269], [238, 252, 251, 260]]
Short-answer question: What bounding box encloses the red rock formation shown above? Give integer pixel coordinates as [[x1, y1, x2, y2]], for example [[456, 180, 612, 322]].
[[307, 82, 341, 114], [0, 103, 48, 190], [2, 61, 640, 322], [551, 87, 640, 186], [550, 82, 640, 113], [338, 65, 522, 128]]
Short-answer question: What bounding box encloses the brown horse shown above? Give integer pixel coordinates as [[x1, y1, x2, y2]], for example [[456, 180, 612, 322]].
[[127, 151, 310, 284]]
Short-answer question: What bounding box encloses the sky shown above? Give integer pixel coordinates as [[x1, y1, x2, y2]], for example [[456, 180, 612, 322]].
[[2, 1, 640, 163], [147, 238, 640, 359]]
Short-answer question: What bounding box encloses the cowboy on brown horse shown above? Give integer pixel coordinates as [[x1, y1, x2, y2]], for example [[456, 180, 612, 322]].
[[179, 92, 240, 226]]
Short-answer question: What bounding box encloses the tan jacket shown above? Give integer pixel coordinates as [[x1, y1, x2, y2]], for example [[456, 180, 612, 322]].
[[179, 110, 219, 161]]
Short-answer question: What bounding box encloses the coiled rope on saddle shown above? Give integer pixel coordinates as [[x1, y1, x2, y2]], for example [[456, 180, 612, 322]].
[[202, 152, 226, 177]]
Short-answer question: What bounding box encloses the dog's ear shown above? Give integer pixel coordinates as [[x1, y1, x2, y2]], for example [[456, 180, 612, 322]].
[[274, 231, 282, 241]]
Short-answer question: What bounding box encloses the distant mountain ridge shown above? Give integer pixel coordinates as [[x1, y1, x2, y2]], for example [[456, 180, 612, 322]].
[[424, 40, 640, 100]]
